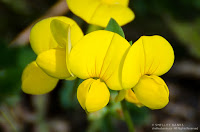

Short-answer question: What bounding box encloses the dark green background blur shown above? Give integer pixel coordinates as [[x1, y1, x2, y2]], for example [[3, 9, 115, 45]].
[[0, 0, 199, 132]]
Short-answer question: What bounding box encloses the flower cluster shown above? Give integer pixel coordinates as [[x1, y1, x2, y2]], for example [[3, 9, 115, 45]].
[[22, 0, 174, 113]]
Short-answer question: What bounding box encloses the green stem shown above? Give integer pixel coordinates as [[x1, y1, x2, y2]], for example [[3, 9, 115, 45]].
[[0, 108, 17, 132], [121, 100, 135, 132], [33, 95, 48, 132]]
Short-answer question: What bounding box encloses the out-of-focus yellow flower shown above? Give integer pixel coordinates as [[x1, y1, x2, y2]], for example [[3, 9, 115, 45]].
[[69, 30, 131, 112], [122, 35, 174, 109], [66, 0, 135, 27], [22, 16, 83, 95]]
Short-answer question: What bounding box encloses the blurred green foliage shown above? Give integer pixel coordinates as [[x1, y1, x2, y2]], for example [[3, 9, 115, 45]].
[[0, 0, 30, 15], [0, 40, 36, 104], [131, 0, 200, 20], [128, 0, 200, 58], [126, 102, 150, 126], [59, 80, 79, 109], [168, 18, 200, 58]]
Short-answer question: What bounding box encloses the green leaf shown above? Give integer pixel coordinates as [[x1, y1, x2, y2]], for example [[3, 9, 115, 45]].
[[105, 18, 125, 38]]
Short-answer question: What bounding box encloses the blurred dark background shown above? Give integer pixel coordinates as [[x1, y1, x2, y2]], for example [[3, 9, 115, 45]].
[[0, 0, 199, 131]]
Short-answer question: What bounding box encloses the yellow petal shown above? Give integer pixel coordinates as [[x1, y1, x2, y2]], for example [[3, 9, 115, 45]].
[[36, 48, 71, 79], [125, 89, 143, 107], [66, 0, 134, 27], [69, 30, 130, 90], [122, 38, 145, 89], [101, 33, 130, 90], [122, 35, 174, 89], [101, 0, 129, 6], [86, 79, 110, 112], [141, 35, 174, 76], [133, 75, 169, 109], [77, 78, 95, 110], [30, 16, 83, 55], [69, 30, 114, 79], [22, 61, 59, 95], [50, 19, 75, 77], [77, 79, 110, 112], [90, 4, 134, 27]]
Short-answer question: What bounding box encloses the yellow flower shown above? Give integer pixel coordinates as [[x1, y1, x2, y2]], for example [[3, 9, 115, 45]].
[[69, 29, 174, 111], [69, 30, 131, 112], [22, 16, 84, 95], [122, 35, 174, 109], [66, 0, 135, 27]]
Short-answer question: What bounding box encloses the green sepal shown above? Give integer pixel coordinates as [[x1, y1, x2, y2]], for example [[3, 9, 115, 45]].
[[129, 41, 133, 45], [105, 18, 125, 38]]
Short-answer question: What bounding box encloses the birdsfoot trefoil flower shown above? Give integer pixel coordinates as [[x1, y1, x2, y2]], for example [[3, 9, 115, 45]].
[[22, 16, 83, 94], [121, 35, 174, 109], [66, 0, 135, 27], [69, 29, 174, 111], [69, 30, 131, 112]]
